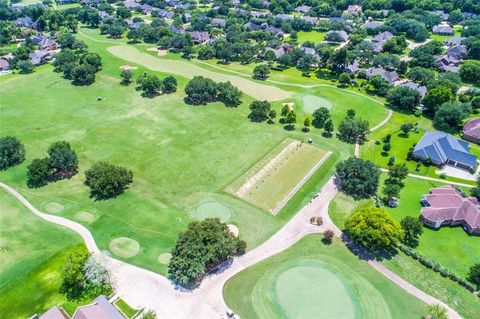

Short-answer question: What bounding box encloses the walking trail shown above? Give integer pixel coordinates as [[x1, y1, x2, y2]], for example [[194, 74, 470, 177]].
[[0, 181, 462, 318]]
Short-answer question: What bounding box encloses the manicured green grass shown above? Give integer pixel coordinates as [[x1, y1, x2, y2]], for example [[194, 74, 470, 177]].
[[360, 111, 476, 185], [226, 138, 328, 213], [223, 235, 426, 319], [1, 28, 372, 276], [0, 190, 88, 319], [115, 298, 139, 318], [383, 252, 480, 319], [329, 176, 480, 278], [293, 30, 327, 43]]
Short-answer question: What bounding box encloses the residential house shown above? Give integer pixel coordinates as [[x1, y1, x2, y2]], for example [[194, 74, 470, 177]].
[[435, 45, 467, 72], [264, 25, 284, 37], [235, 8, 249, 15], [15, 17, 34, 28], [412, 131, 478, 171], [400, 81, 427, 99], [301, 16, 319, 25], [29, 50, 55, 65], [244, 22, 261, 31], [211, 18, 226, 28], [371, 31, 393, 53], [275, 14, 293, 21], [344, 4, 362, 15], [295, 5, 311, 14], [444, 36, 465, 46], [99, 11, 110, 20], [447, 44, 467, 60], [72, 296, 124, 319], [365, 67, 399, 84], [420, 186, 480, 235], [250, 11, 266, 19], [264, 44, 291, 59], [127, 21, 142, 30], [183, 12, 192, 22], [432, 24, 454, 36], [344, 59, 360, 74], [140, 4, 154, 14], [123, 0, 138, 10], [463, 118, 480, 144], [362, 21, 384, 29], [430, 10, 449, 21], [300, 47, 320, 61], [326, 30, 348, 43], [155, 9, 174, 19], [29, 306, 70, 319], [190, 31, 210, 43], [0, 58, 10, 71], [328, 17, 346, 24]]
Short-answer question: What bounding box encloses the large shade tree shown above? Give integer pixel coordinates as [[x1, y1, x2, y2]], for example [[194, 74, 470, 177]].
[[0, 136, 25, 170], [84, 162, 133, 200], [335, 157, 380, 200]]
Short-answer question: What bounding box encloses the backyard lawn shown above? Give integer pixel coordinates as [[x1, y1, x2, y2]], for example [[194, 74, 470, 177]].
[[224, 235, 426, 319], [0, 190, 89, 319], [328, 176, 480, 319]]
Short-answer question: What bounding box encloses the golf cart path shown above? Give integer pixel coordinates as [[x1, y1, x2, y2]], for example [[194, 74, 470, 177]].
[[379, 168, 474, 188], [0, 181, 462, 319]]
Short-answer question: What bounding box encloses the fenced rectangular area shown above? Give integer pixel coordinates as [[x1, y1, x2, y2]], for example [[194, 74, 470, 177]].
[[225, 138, 331, 215]]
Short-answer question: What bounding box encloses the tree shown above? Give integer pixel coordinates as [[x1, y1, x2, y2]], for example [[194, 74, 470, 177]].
[[400, 123, 414, 137], [323, 118, 334, 137], [423, 86, 452, 114], [141, 74, 164, 96], [345, 207, 403, 251], [84, 162, 133, 200], [72, 64, 96, 85], [400, 216, 423, 246], [388, 163, 409, 181], [433, 102, 471, 132], [185, 76, 217, 105], [168, 218, 246, 286], [471, 177, 480, 200], [162, 75, 177, 94], [48, 141, 78, 176], [120, 69, 133, 85], [303, 116, 312, 131], [347, 109, 356, 119], [83, 255, 112, 296], [467, 40, 480, 60], [248, 100, 271, 122], [323, 230, 334, 243], [0, 136, 25, 170], [424, 304, 448, 319], [17, 60, 34, 74], [27, 158, 51, 188], [60, 247, 90, 300], [337, 117, 369, 144], [338, 72, 350, 86], [284, 110, 297, 129], [460, 61, 480, 83], [386, 86, 420, 111], [217, 81, 242, 107], [312, 107, 330, 128], [252, 64, 270, 80], [382, 142, 391, 153], [407, 67, 435, 86], [335, 157, 380, 200], [81, 53, 102, 72], [468, 263, 480, 289]]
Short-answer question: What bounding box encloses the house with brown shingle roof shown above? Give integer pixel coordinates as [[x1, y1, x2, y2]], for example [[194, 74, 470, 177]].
[[463, 118, 480, 144], [30, 306, 70, 319], [421, 186, 480, 235], [73, 295, 124, 319]]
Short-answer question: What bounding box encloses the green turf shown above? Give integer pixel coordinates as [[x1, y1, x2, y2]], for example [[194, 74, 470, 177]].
[[115, 298, 139, 318], [289, 31, 327, 44], [0, 26, 389, 276], [0, 190, 88, 319], [223, 235, 426, 319]]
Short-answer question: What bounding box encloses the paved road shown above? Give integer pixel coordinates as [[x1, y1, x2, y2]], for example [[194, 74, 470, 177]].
[[0, 180, 462, 318]]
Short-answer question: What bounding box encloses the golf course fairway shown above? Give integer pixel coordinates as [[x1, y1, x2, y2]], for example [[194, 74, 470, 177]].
[[223, 235, 426, 319]]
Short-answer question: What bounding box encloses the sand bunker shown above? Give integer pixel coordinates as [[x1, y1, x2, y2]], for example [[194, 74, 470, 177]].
[[147, 47, 168, 56], [158, 253, 172, 265], [109, 237, 140, 258], [228, 224, 239, 237], [120, 64, 137, 70]]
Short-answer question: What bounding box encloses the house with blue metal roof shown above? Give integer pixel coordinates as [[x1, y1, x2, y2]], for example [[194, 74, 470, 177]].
[[412, 131, 478, 171]]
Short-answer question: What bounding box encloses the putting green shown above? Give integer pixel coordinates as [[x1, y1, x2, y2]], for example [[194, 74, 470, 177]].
[[44, 202, 64, 214], [275, 265, 356, 318], [191, 201, 232, 222], [109, 237, 141, 258], [158, 253, 172, 265], [74, 211, 96, 223], [302, 95, 332, 113], [225, 236, 426, 319]]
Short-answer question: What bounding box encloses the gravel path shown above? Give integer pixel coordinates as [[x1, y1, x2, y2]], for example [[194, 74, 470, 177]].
[[0, 180, 462, 318]]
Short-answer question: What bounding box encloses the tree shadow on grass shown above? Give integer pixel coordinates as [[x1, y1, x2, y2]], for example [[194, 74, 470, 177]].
[[341, 233, 398, 262]]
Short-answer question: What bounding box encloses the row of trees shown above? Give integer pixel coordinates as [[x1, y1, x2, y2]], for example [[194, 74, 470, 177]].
[[184, 76, 242, 107]]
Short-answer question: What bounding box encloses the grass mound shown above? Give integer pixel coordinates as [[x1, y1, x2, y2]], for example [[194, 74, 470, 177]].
[[44, 202, 64, 214], [191, 201, 232, 222], [74, 211, 96, 223], [109, 237, 140, 258]]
